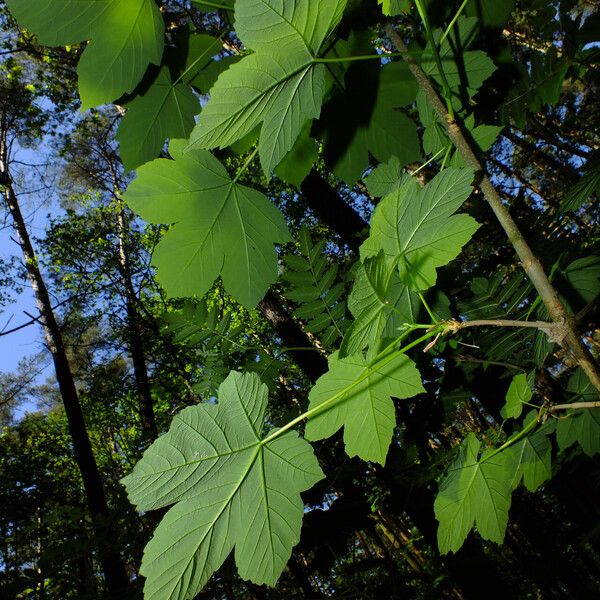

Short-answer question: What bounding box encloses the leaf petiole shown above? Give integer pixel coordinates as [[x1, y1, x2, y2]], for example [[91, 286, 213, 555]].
[[408, 146, 446, 176], [418, 292, 439, 324], [261, 326, 443, 445], [439, 0, 470, 45], [481, 414, 542, 463], [414, 0, 455, 117], [314, 51, 407, 64], [232, 146, 259, 183], [192, 0, 233, 11]]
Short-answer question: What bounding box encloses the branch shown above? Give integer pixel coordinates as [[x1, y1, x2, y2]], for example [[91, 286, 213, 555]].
[[548, 401, 600, 413], [385, 23, 600, 393], [446, 319, 564, 342]]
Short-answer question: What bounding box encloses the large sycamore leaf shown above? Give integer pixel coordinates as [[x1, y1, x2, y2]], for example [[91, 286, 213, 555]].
[[188, 0, 348, 174], [117, 34, 223, 171], [6, 0, 164, 109], [122, 371, 323, 599], [361, 168, 479, 291], [304, 351, 424, 465], [123, 142, 291, 308], [435, 433, 513, 554]]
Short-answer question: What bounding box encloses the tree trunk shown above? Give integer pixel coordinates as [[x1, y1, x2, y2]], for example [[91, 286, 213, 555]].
[[115, 205, 158, 441], [0, 139, 130, 597], [300, 170, 369, 252], [258, 290, 328, 384]]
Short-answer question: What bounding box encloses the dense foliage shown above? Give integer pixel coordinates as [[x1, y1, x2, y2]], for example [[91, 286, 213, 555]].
[[0, 1, 599, 599]]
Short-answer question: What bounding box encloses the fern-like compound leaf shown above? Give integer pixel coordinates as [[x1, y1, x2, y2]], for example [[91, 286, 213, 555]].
[[283, 229, 348, 348]]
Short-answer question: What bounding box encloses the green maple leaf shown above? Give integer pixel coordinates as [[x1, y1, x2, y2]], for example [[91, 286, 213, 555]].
[[556, 409, 600, 457], [505, 413, 552, 492], [340, 253, 421, 357], [361, 168, 479, 291], [465, 0, 516, 27], [421, 17, 496, 96], [274, 120, 318, 187], [6, 0, 164, 109], [556, 369, 600, 457], [364, 157, 408, 197], [501, 373, 532, 420], [117, 68, 199, 171], [122, 141, 291, 308], [117, 34, 224, 171], [304, 351, 424, 464], [187, 0, 348, 174], [378, 0, 411, 15], [122, 371, 323, 599], [435, 433, 513, 554]]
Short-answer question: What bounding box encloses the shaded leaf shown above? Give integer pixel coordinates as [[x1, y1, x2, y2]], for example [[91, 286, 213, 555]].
[[501, 373, 532, 420], [117, 68, 200, 171], [561, 151, 600, 212], [505, 413, 552, 492], [435, 433, 513, 553], [364, 157, 408, 197], [555, 369, 600, 457], [340, 253, 421, 357]]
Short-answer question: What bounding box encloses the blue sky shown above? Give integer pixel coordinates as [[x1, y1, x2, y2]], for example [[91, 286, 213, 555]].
[[1, 143, 62, 414]]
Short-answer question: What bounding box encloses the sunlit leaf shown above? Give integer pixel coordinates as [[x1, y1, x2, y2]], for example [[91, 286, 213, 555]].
[[123, 371, 323, 599], [361, 168, 478, 291], [6, 0, 164, 108], [123, 142, 291, 308], [188, 0, 348, 174], [305, 351, 424, 464]]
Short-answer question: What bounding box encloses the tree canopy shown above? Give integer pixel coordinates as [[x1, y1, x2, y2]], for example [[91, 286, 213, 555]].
[[0, 1, 599, 599]]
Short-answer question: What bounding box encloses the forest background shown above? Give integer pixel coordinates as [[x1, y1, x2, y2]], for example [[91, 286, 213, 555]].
[[0, 1, 599, 599]]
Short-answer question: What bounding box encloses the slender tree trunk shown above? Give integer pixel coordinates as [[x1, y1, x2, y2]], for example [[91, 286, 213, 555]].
[[300, 170, 369, 252], [115, 204, 158, 441], [0, 137, 130, 597], [258, 290, 328, 384]]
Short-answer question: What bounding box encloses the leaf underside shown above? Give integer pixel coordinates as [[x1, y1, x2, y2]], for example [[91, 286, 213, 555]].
[[361, 167, 479, 291], [122, 143, 291, 308], [122, 371, 323, 599], [187, 0, 348, 174], [305, 351, 424, 464], [6, 0, 164, 108]]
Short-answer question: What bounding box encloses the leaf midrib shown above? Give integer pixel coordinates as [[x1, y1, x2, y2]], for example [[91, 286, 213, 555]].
[[195, 56, 314, 144]]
